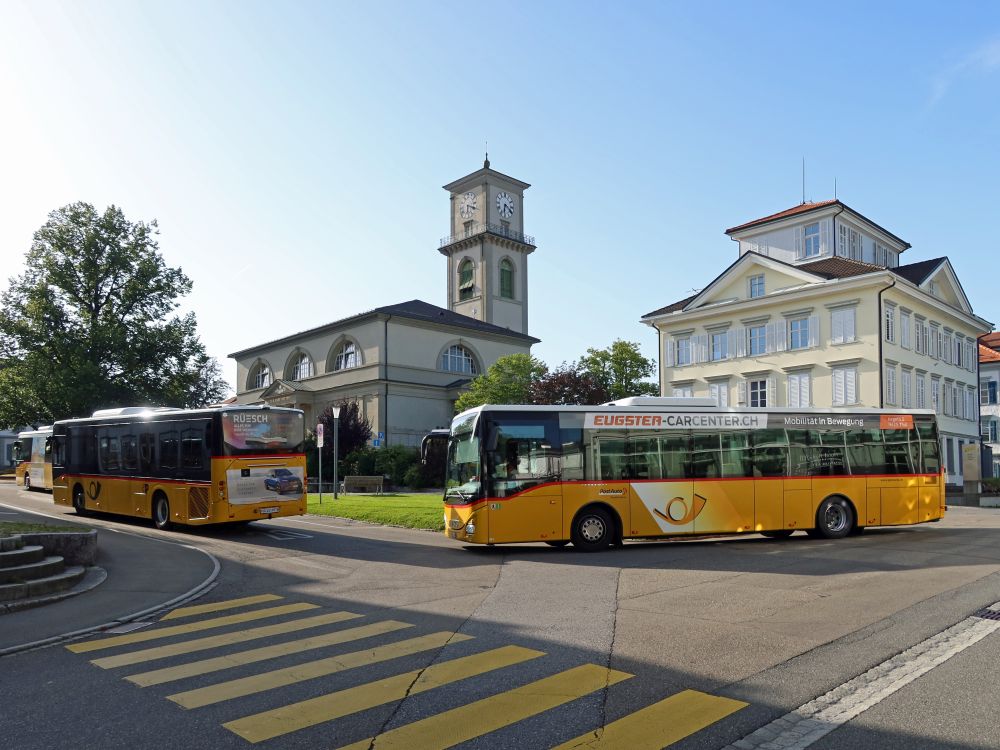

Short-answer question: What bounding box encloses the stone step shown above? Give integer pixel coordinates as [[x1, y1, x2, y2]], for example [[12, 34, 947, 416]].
[[0, 555, 65, 585], [0, 535, 24, 552], [0, 545, 45, 569], [0, 565, 86, 603]]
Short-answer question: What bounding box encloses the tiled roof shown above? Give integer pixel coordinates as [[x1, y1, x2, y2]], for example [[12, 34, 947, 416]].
[[891, 257, 946, 285], [798, 257, 885, 279], [643, 294, 698, 319], [980, 332, 1000, 351], [230, 299, 539, 357], [980, 343, 1000, 363], [725, 200, 840, 234]]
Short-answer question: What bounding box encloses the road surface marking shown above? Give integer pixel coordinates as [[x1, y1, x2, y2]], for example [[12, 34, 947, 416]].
[[127, 620, 413, 686], [722, 610, 1000, 750], [223, 645, 543, 743], [90, 611, 361, 669], [170, 630, 475, 709], [66, 603, 319, 653], [265, 530, 313, 540], [552, 689, 748, 749], [159, 594, 283, 620], [337, 663, 633, 750]]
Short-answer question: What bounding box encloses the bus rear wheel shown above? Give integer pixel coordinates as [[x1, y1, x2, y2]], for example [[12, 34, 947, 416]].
[[815, 497, 854, 539], [153, 494, 172, 531], [571, 507, 613, 552], [72, 486, 87, 515]]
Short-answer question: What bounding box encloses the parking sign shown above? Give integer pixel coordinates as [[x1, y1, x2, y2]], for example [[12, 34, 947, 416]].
[[317, 423, 324, 448]]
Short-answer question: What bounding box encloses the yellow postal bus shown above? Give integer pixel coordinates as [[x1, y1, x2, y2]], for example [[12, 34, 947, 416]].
[[13, 426, 53, 491], [441, 398, 945, 551], [52, 406, 306, 529]]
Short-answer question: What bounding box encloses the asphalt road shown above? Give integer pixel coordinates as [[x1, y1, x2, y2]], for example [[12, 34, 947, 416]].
[[2, 481, 1000, 749]]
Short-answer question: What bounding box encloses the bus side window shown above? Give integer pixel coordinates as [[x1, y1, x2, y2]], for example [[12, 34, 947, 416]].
[[52, 436, 65, 467], [751, 429, 788, 477], [122, 435, 138, 472], [159, 431, 179, 471], [139, 434, 154, 473]]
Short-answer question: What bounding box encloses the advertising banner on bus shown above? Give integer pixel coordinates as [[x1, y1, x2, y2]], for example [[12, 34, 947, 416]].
[[225, 466, 305, 505], [221, 410, 304, 455], [585, 412, 919, 431]]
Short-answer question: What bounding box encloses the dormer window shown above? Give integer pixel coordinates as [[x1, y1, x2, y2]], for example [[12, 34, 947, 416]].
[[803, 223, 820, 257], [749, 274, 765, 299]]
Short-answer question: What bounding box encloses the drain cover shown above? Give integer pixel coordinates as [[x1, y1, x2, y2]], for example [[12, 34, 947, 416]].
[[106, 621, 154, 634]]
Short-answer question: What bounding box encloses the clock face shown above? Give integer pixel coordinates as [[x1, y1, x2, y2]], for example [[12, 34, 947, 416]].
[[459, 191, 477, 220], [496, 191, 515, 219]]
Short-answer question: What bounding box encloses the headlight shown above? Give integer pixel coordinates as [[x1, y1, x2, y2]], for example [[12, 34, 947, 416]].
[[465, 522, 476, 535]]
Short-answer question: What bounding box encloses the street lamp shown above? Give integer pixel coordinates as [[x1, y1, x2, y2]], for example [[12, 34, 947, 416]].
[[332, 405, 341, 499]]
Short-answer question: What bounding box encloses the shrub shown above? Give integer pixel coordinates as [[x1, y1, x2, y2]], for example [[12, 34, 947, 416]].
[[375, 445, 419, 487]]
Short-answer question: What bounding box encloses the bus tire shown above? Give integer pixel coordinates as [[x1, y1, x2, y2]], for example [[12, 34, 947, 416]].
[[571, 507, 613, 552], [545, 540, 569, 548], [72, 485, 87, 515], [815, 496, 854, 539], [23, 474, 30, 490], [760, 529, 793, 539], [153, 493, 172, 530]]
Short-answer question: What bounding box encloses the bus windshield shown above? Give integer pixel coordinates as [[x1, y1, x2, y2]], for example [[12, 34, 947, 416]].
[[221, 410, 305, 456], [445, 411, 481, 503]]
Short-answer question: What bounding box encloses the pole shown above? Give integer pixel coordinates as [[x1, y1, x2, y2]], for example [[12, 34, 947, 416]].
[[317, 422, 324, 504], [333, 415, 340, 499]]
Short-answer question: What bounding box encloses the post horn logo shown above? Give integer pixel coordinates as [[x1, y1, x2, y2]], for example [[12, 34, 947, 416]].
[[653, 493, 707, 526]]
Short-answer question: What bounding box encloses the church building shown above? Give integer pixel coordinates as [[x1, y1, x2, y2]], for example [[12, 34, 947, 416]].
[[229, 158, 539, 445]]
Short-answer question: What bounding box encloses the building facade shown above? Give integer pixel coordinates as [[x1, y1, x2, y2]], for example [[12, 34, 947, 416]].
[[641, 200, 992, 485], [230, 160, 540, 445], [980, 334, 1000, 479]]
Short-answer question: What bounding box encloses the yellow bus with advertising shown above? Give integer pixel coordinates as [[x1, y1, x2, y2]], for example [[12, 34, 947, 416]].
[[52, 406, 306, 529], [441, 398, 945, 551], [13, 426, 54, 491]]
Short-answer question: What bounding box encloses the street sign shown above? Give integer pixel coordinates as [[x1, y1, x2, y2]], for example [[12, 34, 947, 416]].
[[317, 423, 324, 448], [377, 431, 385, 440], [372, 439, 382, 447]]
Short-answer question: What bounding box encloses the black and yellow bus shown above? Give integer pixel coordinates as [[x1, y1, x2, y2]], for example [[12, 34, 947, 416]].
[[52, 406, 305, 529]]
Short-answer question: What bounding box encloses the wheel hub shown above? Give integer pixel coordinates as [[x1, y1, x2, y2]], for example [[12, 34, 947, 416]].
[[580, 516, 606, 542]]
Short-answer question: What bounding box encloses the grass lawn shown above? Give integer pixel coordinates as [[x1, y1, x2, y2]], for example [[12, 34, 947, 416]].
[[306, 492, 445, 531], [0, 521, 91, 536]]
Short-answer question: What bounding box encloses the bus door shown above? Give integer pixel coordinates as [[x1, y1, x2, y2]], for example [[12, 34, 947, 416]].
[[916, 421, 943, 521], [485, 413, 562, 543], [874, 429, 920, 525], [628, 432, 695, 536], [693, 432, 754, 534]]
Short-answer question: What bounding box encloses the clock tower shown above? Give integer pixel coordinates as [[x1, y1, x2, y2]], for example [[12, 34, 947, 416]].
[[439, 156, 535, 335]]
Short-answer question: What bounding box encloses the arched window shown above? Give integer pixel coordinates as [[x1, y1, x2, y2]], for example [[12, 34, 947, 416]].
[[458, 259, 474, 301], [441, 345, 478, 374], [335, 341, 360, 371], [499, 258, 514, 299], [291, 352, 313, 380], [250, 362, 271, 390]]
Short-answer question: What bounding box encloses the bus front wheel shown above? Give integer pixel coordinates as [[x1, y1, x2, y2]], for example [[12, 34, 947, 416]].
[[815, 497, 854, 539], [571, 507, 613, 552], [153, 494, 172, 531], [72, 486, 87, 515]]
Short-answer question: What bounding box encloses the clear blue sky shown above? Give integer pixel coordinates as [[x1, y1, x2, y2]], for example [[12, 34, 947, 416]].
[[2, 1, 998, 393]]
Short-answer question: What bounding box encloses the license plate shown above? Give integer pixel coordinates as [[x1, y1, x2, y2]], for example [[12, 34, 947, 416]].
[[258, 506, 279, 515]]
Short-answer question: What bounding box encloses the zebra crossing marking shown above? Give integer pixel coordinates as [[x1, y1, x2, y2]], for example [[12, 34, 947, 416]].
[[337, 663, 633, 750], [90, 611, 361, 669], [127, 620, 414, 687], [169, 630, 475, 709], [223, 644, 544, 743], [158, 594, 283, 620], [67, 602, 319, 653], [551, 689, 748, 749]]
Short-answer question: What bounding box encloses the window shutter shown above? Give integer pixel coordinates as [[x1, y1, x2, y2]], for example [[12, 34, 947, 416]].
[[820, 219, 830, 256], [802, 373, 811, 406], [727, 329, 737, 360], [663, 339, 675, 367], [794, 227, 802, 258], [696, 334, 708, 364], [737, 379, 748, 405], [719, 383, 729, 407], [767, 376, 777, 407], [775, 321, 788, 352], [736, 328, 747, 358], [765, 322, 776, 354], [845, 368, 857, 404], [831, 310, 844, 344], [786, 376, 795, 408], [832, 369, 845, 405], [808, 315, 819, 348]]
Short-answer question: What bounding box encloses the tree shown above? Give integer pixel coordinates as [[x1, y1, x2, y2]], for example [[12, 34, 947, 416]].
[[530, 363, 610, 405], [454, 353, 548, 413], [577, 340, 658, 401], [0, 202, 228, 426], [315, 400, 373, 475]]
